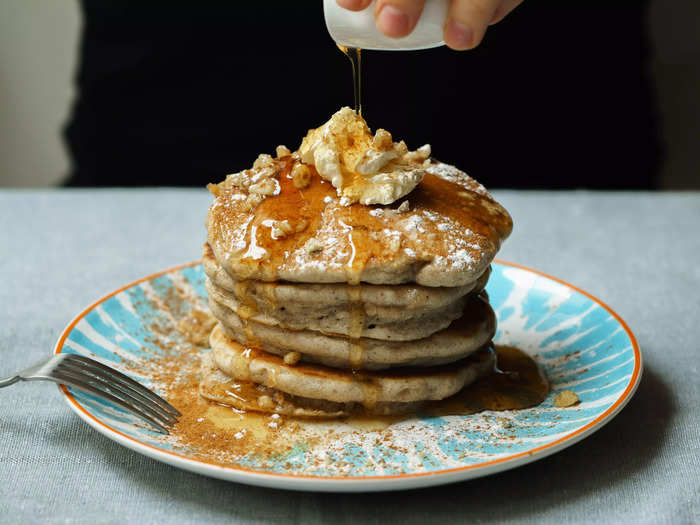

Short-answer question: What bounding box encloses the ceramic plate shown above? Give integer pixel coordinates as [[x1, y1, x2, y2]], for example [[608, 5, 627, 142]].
[[54, 261, 641, 492]]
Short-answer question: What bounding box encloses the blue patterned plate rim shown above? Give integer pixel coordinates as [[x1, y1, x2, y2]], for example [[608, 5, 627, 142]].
[[53, 260, 642, 492]]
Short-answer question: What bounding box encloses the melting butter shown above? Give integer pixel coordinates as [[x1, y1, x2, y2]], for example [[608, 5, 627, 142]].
[[298, 107, 431, 205]]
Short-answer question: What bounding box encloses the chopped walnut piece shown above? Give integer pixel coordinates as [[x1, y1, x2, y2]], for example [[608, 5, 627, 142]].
[[291, 163, 312, 189], [394, 140, 409, 156], [278, 220, 293, 233], [215, 170, 253, 192], [404, 144, 431, 163], [417, 144, 431, 158], [554, 390, 580, 408], [295, 219, 308, 233], [270, 226, 284, 240], [372, 128, 393, 151], [243, 193, 264, 211], [397, 200, 410, 212], [275, 145, 291, 158], [304, 237, 323, 254], [270, 219, 295, 240], [272, 391, 286, 404], [257, 395, 275, 410], [249, 178, 279, 196], [253, 153, 274, 169], [206, 182, 221, 197], [283, 352, 301, 365]]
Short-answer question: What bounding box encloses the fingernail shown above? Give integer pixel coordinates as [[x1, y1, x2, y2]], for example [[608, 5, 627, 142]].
[[337, 0, 370, 10], [377, 4, 411, 37], [446, 19, 474, 49]]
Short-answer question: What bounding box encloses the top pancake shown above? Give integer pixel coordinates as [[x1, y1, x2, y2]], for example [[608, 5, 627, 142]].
[[206, 157, 512, 287]]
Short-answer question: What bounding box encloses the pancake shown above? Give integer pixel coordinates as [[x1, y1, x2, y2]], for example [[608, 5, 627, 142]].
[[197, 110, 515, 419], [202, 242, 489, 313], [205, 276, 469, 341], [208, 293, 496, 370], [206, 159, 512, 287], [199, 353, 423, 417], [207, 323, 496, 408]]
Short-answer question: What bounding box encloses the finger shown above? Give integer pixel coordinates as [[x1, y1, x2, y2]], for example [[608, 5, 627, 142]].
[[444, 0, 500, 50], [374, 0, 428, 38], [337, 0, 372, 11], [489, 0, 523, 25]]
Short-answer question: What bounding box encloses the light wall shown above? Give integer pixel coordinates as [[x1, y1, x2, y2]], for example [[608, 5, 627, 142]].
[[0, 0, 80, 187], [0, 3, 697, 188]]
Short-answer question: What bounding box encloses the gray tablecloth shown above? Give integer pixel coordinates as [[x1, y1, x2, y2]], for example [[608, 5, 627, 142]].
[[1, 189, 698, 524]]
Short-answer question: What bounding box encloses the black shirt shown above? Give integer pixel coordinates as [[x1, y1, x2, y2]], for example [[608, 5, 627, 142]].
[[64, 2, 661, 189]]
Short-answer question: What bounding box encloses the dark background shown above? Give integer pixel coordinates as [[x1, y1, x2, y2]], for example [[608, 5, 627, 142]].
[[64, 2, 664, 189]]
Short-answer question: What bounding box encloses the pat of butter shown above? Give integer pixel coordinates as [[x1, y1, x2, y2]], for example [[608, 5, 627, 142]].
[[299, 107, 431, 205]]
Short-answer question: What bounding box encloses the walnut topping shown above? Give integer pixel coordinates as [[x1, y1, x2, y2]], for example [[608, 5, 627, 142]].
[[275, 145, 291, 158], [253, 153, 274, 169], [249, 178, 280, 196], [304, 237, 323, 254], [263, 218, 304, 240], [291, 163, 312, 189], [278, 220, 294, 234], [554, 390, 580, 408], [206, 182, 221, 197], [397, 200, 410, 212], [229, 171, 252, 189], [243, 193, 264, 211], [270, 219, 293, 240], [208, 170, 250, 195], [283, 352, 301, 365], [372, 128, 393, 151], [270, 226, 285, 240], [257, 395, 275, 410], [404, 144, 431, 163]]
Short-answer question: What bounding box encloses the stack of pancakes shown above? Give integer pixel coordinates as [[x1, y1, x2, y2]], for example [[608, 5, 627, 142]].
[[200, 153, 512, 417]]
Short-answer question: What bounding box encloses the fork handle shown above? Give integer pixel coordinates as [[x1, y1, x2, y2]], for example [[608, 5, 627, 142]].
[[0, 375, 21, 388]]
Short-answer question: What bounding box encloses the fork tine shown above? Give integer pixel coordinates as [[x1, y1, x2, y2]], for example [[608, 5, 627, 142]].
[[51, 370, 170, 434], [65, 354, 181, 417], [56, 360, 178, 424], [55, 366, 175, 428]]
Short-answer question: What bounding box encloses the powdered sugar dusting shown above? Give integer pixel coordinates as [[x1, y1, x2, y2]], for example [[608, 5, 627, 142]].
[[427, 162, 491, 198], [208, 155, 508, 286]]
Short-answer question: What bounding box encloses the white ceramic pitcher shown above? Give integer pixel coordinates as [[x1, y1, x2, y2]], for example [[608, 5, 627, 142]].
[[323, 0, 449, 50]]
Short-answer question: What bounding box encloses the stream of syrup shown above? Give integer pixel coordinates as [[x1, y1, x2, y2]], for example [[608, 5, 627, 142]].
[[337, 45, 362, 114]]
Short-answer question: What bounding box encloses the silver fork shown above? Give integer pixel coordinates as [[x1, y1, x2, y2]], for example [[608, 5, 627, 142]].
[[0, 353, 180, 434]]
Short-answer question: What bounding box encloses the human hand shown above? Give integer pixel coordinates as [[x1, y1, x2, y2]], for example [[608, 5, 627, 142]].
[[336, 0, 522, 50]]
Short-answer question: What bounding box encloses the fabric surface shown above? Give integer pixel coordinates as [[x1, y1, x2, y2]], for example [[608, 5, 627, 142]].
[[0, 189, 698, 524]]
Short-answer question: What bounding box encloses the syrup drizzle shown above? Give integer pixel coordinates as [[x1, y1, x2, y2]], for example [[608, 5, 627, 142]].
[[198, 345, 549, 421], [337, 45, 362, 115]]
